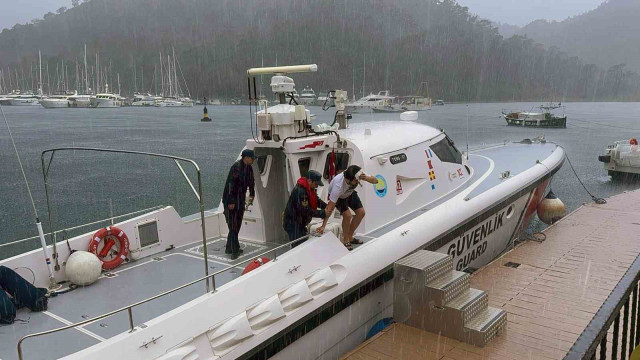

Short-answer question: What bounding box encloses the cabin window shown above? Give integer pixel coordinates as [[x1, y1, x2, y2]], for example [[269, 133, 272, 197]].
[[430, 137, 462, 164], [323, 152, 350, 179], [257, 155, 271, 175], [298, 158, 311, 178]]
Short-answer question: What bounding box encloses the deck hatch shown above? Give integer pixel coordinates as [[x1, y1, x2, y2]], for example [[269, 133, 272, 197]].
[[138, 220, 160, 248]]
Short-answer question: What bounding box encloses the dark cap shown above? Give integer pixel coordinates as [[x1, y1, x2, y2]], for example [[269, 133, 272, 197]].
[[307, 170, 324, 186], [241, 149, 256, 159], [344, 165, 361, 181]]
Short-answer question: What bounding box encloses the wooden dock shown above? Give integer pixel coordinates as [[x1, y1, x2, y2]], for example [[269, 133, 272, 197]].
[[341, 189, 640, 360]]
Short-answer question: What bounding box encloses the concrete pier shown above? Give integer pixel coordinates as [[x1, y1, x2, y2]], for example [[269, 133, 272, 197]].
[[342, 189, 640, 359]]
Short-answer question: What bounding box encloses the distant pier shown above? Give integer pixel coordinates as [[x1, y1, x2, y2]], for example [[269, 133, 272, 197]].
[[342, 189, 640, 359]]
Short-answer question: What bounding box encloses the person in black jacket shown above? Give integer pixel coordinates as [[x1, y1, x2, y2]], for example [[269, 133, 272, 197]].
[[222, 149, 256, 259], [283, 170, 327, 247]]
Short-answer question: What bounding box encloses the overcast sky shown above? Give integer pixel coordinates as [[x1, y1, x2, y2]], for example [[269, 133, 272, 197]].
[[0, 0, 71, 31], [456, 0, 605, 26], [0, 0, 605, 30]]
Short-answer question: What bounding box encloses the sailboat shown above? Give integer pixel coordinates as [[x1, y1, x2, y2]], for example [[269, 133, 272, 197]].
[[39, 54, 77, 109], [68, 45, 94, 108], [9, 52, 43, 106], [155, 49, 194, 107]]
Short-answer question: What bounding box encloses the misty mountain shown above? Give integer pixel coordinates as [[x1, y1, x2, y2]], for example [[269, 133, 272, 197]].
[[516, 0, 640, 73], [494, 22, 520, 39], [0, 0, 638, 101]]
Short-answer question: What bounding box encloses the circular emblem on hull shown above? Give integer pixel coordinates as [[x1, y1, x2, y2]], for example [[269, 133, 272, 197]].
[[374, 175, 387, 197]]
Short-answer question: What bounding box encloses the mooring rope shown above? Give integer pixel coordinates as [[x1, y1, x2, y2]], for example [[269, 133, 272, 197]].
[[565, 152, 607, 204]]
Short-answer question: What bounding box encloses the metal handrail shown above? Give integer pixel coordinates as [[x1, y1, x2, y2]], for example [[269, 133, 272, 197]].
[[39, 147, 211, 291], [0, 205, 165, 249], [564, 252, 640, 359], [17, 234, 311, 360]]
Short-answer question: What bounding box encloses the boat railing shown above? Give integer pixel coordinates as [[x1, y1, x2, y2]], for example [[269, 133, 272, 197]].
[[564, 253, 640, 360], [0, 205, 165, 250], [38, 147, 211, 290], [17, 233, 311, 360]]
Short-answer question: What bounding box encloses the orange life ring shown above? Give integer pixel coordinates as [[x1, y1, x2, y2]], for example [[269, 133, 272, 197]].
[[242, 257, 271, 275], [88, 226, 130, 270], [630, 138, 638, 145]]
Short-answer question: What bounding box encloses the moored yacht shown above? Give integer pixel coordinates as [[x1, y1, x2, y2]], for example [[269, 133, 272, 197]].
[[153, 96, 193, 107], [1, 64, 565, 360], [67, 94, 93, 108], [345, 90, 395, 113], [298, 86, 316, 105], [179, 96, 194, 107], [0, 91, 20, 105], [131, 93, 161, 106], [372, 95, 433, 113], [91, 93, 124, 108], [8, 92, 41, 106], [39, 91, 77, 109]]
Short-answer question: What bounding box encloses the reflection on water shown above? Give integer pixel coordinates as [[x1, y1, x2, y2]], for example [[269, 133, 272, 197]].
[[1, 103, 639, 258]]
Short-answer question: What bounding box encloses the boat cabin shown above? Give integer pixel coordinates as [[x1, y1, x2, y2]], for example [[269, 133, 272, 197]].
[[239, 100, 470, 244]]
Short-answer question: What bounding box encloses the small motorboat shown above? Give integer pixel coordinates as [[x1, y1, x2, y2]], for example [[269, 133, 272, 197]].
[[599, 138, 640, 179], [503, 105, 567, 128]]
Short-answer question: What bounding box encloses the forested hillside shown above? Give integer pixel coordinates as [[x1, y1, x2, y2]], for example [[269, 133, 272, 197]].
[[0, 0, 638, 101], [517, 0, 640, 74]]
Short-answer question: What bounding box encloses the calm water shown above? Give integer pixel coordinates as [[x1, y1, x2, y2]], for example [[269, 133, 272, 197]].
[[1, 103, 639, 259]]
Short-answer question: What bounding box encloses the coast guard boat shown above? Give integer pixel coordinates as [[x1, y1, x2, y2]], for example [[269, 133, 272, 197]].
[[1, 64, 565, 360]]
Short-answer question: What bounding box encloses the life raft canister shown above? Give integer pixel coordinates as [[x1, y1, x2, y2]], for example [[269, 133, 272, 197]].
[[88, 226, 130, 270], [242, 257, 271, 275]]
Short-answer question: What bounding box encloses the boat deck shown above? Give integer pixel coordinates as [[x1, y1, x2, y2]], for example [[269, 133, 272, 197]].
[[368, 140, 557, 238], [342, 189, 640, 359], [1, 237, 282, 360]]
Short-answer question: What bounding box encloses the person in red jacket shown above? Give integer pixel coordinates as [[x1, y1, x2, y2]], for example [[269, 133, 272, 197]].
[[283, 170, 327, 247]]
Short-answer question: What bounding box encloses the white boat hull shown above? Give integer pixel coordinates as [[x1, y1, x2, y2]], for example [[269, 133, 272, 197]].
[[600, 141, 640, 177], [69, 99, 92, 108], [58, 145, 562, 360], [93, 99, 122, 108], [155, 100, 192, 107], [9, 98, 40, 106], [39, 99, 70, 108], [131, 101, 155, 107], [272, 190, 536, 360]]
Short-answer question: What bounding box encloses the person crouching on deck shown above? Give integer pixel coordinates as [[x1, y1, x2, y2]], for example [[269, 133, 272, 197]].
[[221, 149, 256, 259], [317, 165, 378, 250], [283, 170, 327, 247]]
